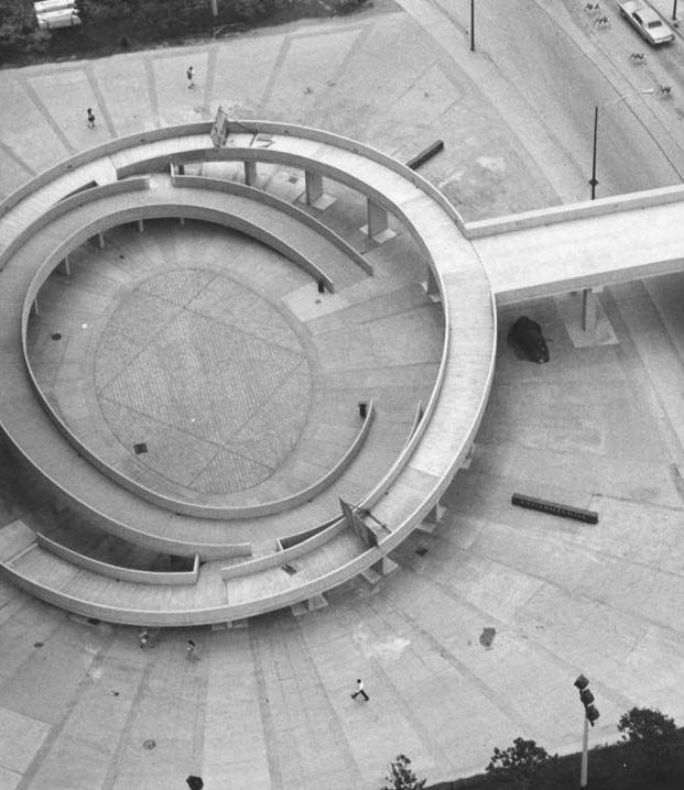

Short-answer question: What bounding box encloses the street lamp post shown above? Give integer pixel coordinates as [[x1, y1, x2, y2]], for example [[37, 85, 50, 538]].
[[574, 675, 600, 789], [589, 106, 599, 200], [674, 0, 678, 23], [589, 89, 654, 200], [470, 0, 475, 52]]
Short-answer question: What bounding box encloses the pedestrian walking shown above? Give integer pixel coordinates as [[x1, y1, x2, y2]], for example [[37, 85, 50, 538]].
[[351, 678, 369, 701], [186, 66, 195, 89], [86, 107, 95, 128], [186, 639, 199, 660], [138, 628, 150, 649]]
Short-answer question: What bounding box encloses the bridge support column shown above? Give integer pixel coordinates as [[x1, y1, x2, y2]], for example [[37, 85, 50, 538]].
[[582, 287, 600, 333], [303, 171, 335, 210], [422, 266, 441, 302], [244, 160, 257, 186], [418, 502, 444, 534], [31, 297, 40, 316], [97, 232, 105, 249], [371, 556, 398, 577], [226, 618, 249, 630], [291, 594, 328, 617], [58, 255, 71, 276], [361, 555, 399, 586], [137, 219, 144, 233], [362, 200, 396, 244]]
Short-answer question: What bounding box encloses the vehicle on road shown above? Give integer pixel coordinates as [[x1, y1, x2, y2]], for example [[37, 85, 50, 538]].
[[617, 1, 675, 45], [507, 317, 549, 364]]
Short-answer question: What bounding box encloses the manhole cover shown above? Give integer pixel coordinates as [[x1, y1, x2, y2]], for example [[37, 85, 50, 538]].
[[51, 333, 62, 341], [142, 739, 156, 750]]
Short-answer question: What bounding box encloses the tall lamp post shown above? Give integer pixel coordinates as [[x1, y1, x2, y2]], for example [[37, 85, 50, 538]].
[[674, 0, 678, 23], [470, 0, 475, 51], [589, 88, 654, 200], [574, 675, 600, 788]]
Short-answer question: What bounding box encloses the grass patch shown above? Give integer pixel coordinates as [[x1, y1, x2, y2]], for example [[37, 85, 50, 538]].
[[427, 729, 684, 789], [0, 0, 369, 66]]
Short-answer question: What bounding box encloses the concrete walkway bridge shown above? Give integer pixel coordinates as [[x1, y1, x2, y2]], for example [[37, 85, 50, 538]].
[[0, 119, 682, 627]]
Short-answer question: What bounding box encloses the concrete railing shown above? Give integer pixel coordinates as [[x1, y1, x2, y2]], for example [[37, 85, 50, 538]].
[[22, 199, 374, 518], [0, 121, 496, 624], [171, 172, 373, 275], [0, 122, 210, 219], [36, 533, 200, 585], [5, 125, 451, 512], [464, 183, 684, 239], [220, 515, 349, 581], [0, 177, 149, 271]]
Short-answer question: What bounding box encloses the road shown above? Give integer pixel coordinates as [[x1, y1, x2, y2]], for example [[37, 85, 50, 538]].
[[397, 0, 684, 202]]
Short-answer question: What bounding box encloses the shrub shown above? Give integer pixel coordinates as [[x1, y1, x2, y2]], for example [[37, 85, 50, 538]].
[[486, 737, 558, 789], [381, 754, 426, 790], [618, 707, 678, 778]]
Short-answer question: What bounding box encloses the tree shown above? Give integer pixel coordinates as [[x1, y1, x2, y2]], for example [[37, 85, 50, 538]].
[[618, 706, 678, 778], [486, 737, 557, 788], [381, 754, 426, 790]]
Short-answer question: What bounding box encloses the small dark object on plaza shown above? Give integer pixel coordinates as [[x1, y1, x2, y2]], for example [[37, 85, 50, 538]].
[[507, 316, 549, 364], [406, 139, 444, 171]]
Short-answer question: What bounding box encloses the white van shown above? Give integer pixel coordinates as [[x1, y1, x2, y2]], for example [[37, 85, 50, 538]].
[[36, 8, 81, 30]]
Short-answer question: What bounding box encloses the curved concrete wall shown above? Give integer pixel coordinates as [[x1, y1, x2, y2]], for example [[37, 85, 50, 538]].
[[0, 121, 497, 625], [36, 533, 200, 585], [0, 177, 150, 270], [171, 173, 372, 275], [20, 206, 381, 523]]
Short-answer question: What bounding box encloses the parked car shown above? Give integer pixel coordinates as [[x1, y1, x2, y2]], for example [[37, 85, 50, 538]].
[[36, 9, 81, 30], [617, 1, 675, 45], [507, 317, 549, 364], [34, 0, 81, 30]]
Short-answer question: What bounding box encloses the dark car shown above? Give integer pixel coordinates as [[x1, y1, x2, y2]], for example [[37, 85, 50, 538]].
[[507, 316, 549, 364]]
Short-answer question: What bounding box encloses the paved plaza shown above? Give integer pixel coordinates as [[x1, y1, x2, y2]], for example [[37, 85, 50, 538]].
[[1, 2, 684, 789]]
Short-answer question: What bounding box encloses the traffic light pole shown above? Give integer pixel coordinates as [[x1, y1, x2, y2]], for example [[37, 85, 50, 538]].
[[580, 713, 589, 788]]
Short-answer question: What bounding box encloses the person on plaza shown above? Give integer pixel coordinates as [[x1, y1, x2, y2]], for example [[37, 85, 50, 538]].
[[351, 678, 369, 701], [86, 108, 95, 128], [187, 66, 195, 89], [186, 639, 198, 659], [138, 628, 150, 649]]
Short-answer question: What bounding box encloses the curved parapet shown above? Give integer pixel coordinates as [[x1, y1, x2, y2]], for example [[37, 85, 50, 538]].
[[0, 121, 496, 626]]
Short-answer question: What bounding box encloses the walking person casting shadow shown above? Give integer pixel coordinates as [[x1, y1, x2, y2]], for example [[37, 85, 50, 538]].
[[351, 678, 369, 701]]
